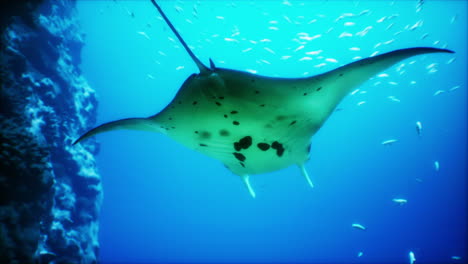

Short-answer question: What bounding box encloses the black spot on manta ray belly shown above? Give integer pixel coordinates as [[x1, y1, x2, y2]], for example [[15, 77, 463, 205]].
[[219, 129, 230, 136], [234, 143, 241, 151], [233, 152, 246, 162], [257, 143, 270, 151], [271, 141, 285, 157], [233, 136, 252, 151], [200, 131, 211, 139]]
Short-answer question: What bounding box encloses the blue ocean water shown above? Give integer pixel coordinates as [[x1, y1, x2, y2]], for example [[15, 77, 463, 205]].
[[76, 1, 466, 263]]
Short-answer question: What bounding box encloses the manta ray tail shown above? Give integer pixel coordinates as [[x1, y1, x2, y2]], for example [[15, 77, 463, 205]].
[[150, 0, 210, 74], [73, 118, 157, 145]]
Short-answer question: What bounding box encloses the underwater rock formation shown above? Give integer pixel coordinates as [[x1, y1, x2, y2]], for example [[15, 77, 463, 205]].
[[1, 1, 102, 263]]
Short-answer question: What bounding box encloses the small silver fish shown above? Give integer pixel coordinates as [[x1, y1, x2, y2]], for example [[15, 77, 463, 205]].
[[409, 251, 416, 264], [433, 90, 445, 96], [137, 31, 150, 40], [392, 198, 408, 205], [352, 223, 366, 230], [388, 96, 401, 103], [416, 121, 422, 136], [382, 139, 398, 145], [449, 85, 460, 92]]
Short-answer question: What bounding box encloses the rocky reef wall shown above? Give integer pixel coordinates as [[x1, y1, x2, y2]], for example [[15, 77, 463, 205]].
[[0, 1, 102, 263]]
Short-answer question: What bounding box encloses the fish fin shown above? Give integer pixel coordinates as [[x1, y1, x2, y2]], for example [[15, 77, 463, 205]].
[[73, 117, 158, 145], [240, 174, 256, 198], [298, 164, 314, 188]]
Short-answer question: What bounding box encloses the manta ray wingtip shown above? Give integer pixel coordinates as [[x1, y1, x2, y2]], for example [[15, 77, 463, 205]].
[[72, 130, 94, 146], [72, 117, 155, 146], [411, 47, 455, 54], [72, 138, 80, 146], [428, 47, 455, 54]]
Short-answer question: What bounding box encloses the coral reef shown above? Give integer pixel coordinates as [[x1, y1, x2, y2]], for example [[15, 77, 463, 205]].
[[1, 1, 102, 263]]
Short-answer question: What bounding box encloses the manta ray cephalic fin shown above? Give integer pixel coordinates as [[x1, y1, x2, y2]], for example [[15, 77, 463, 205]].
[[298, 164, 314, 188], [241, 175, 256, 198]]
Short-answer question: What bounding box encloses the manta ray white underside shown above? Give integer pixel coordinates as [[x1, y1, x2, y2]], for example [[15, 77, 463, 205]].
[[74, 0, 454, 197]]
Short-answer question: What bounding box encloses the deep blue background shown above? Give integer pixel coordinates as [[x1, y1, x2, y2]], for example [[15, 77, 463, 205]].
[[76, 1, 466, 263]]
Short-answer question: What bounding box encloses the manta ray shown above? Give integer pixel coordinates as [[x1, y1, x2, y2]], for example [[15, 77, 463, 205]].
[[74, 0, 454, 197]]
